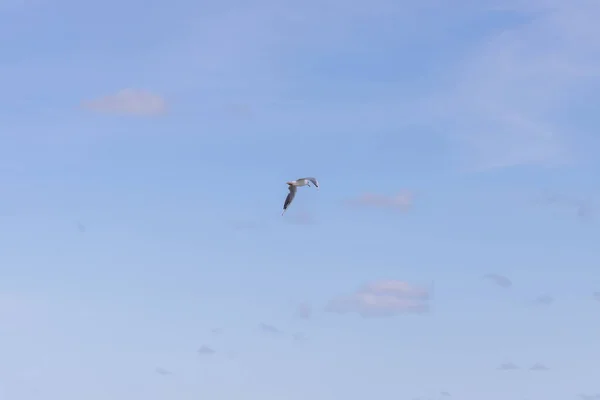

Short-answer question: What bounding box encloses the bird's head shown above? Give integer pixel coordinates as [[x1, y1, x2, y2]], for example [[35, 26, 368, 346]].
[[286, 181, 293, 185]]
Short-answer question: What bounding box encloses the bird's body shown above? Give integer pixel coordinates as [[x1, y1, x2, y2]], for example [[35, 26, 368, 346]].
[[282, 177, 319, 215]]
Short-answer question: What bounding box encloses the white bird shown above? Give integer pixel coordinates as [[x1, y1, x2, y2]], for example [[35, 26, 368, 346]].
[[282, 177, 319, 215]]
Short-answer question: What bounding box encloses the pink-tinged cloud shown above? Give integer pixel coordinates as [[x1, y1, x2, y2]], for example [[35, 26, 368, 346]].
[[326, 280, 430, 318], [348, 191, 413, 211], [362, 280, 429, 299], [82, 89, 167, 116]]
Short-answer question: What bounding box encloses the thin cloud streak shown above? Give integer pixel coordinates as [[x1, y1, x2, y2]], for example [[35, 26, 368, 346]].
[[82, 89, 167, 116], [326, 280, 430, 318], [296, 303, 312, 320], [197, 345, 216, 355], [497, 362, 519, 370], [155, 367, 172, 376], [534, 294, 554, 305], [483, 273, 512, 288], [536, 192, 594, 220], [578, 394, 600, 400], [347, 192, 413, 211], [529, 362, 550, 371], [259, 322, 282, 335]]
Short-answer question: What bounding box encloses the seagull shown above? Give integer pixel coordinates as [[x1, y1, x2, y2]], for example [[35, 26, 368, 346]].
[[282, 177, 319, 215]]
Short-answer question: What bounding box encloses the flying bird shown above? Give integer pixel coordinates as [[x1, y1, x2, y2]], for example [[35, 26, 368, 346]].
[[282, 177, 319, 215]]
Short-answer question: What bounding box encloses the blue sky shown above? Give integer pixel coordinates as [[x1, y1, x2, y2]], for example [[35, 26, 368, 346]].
[[1, 0, 600, 399]]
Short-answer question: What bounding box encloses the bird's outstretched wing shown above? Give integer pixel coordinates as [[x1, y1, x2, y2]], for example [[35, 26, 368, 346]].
[[282, 185, 297, 215], [300, 177, 319, 189]]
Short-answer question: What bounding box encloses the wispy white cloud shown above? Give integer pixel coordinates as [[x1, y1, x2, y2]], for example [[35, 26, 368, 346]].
[[417, 0, 600, 169], [347, 192, 413, 211], [82, 89, 167, 116], [7, 0, 600, 171], [326, 280, 430, 318]]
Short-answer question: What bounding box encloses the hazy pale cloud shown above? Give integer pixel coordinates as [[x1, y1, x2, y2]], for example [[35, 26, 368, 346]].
[[210, 327, 223, 335], [483, 273, 512, 288], [231, 220, 261, 230], [578, 394, 600, 400], [594, 291, 600, 302], [347, 192, 413, 211], [155, 367, 172, 376], [76, 222, 85, 233], [292, 332, 307, 342], [0, 292, 45, 329], [537, 193, 593, 220], [197, 345, 216, 355], [534, 294, 554, 305], [223, 103, 253, 120], [497, 362, 519, 370], [296, 303, 312, 320], [418, 0, 600, 169], [284, 210, 315, 225], [529, 362, 550, 371], [259, 322, 282, 335], [82, 89, 167, 116], [326, 279, 430, 318], [440, 392, 451, 397]]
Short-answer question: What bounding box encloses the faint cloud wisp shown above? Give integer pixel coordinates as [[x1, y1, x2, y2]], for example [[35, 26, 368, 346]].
[[578, 394, 600, 400], [259, 322, 282, 335], [497, 362, 519, 371], [155, 367, 172, 376], [534, 294, 554, 305], [529, 362, 550, 371], [347, 191, 413, 211], [483, 273, 512, 288], [326, 280, 430, 318], [82, 88, 167, 116], [295, 303, 312, 320], [537, 193, 594, 220], [197, 345, 216, 356]]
